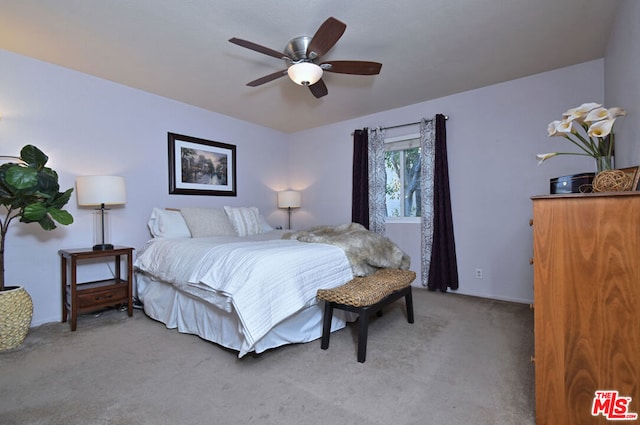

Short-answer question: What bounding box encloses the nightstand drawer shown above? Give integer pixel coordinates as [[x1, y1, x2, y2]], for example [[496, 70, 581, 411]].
[[77, 284, 128, 309]]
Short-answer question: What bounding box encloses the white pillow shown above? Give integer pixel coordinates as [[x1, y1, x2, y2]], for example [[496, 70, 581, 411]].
[[147, 208, 191, 238], [260, 215, 274, 233], [180, 207, 237, 237], [224, 206, 263, 237]]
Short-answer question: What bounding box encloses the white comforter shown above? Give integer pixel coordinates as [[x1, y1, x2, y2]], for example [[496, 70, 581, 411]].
[[134, 232, 353, 355]]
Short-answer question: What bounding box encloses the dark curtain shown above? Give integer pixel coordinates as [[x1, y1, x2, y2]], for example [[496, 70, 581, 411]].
[[352, 128, 369, 229], [427, 114, 459, 292]]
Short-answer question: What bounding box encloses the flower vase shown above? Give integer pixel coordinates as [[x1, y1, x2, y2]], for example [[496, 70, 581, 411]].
[[595, 155, 614, 174]]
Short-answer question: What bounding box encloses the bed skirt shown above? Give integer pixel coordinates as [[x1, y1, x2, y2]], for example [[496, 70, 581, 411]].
[[136, 273, 354, 357]]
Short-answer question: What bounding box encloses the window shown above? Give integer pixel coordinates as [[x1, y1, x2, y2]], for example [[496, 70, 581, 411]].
[[384, 134, 421, 222]]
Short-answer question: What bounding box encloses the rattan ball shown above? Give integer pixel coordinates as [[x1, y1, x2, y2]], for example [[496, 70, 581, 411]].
[[592, 170, 632, 192]]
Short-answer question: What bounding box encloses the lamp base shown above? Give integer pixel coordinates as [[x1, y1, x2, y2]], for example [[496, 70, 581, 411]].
[[92, 243, 114, 251]]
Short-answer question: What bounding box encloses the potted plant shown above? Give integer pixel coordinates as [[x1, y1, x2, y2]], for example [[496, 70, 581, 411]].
[[0, 145, 74, 350]]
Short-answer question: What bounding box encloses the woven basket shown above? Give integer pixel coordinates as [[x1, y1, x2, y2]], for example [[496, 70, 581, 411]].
[[0, 286, 34, 351]]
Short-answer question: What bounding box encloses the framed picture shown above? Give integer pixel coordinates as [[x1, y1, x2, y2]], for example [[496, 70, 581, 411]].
[[168, 132, 237, 196], [618, 166, 640, 191]]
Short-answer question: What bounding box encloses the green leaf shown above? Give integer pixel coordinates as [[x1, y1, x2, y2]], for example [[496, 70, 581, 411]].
[[36, 214, 56, 231], [21, 202, 47, 222], [20, 145, 48, 168], [49, 188, 74, 209], [5, 166, 38, 190], [36, 168, 60, 195], [48, 208, 74, 225]]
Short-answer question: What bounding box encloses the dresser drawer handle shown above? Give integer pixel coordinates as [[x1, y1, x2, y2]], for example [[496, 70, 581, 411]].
[[95, 294, 114, 301]]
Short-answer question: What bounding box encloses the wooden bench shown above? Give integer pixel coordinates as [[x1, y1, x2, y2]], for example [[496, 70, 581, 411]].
[[317, 268, 416, 363]]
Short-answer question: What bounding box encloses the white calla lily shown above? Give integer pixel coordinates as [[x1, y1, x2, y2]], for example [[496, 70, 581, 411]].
[[547, 121, 561, 136], [587, 119, 615, 138], [607, 107, 627, 119], [540, 103, 626, 172], [563, 102, 601, 122], [555, 120, 574, 134], [585, 107, 609, 122], [536, 152, 558, 164]]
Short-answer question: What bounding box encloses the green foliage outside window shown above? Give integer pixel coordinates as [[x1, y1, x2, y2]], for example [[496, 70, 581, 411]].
[[384, 145, 421, 218]]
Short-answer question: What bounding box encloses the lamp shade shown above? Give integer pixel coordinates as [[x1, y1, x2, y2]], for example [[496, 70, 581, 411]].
[[287, 63, 323, 86], [76, 175, 126, 206], [277, 190, 301, 208]]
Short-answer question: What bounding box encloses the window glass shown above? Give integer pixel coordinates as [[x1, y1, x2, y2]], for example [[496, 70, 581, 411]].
[[384, 134, 421, 220]]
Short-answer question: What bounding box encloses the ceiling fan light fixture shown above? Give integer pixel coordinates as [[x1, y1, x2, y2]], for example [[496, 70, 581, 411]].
[[287, 62, 323, 86]]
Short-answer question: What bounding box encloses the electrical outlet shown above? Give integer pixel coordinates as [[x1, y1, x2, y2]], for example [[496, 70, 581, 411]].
[[475, 268, 483, 279]]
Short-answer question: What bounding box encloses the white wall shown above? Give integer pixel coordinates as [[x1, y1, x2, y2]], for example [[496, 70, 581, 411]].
[[3, 0, 635, 326], [0, 49, 290, 326], [288, 60, 606, 304], [605, 0, 640, 167]]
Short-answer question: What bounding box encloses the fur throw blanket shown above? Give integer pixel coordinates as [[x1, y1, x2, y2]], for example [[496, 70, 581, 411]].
[[283, 223, 411, 276]]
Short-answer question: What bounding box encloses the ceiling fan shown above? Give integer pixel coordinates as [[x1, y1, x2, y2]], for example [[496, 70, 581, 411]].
[[229, 17, 382, 98]]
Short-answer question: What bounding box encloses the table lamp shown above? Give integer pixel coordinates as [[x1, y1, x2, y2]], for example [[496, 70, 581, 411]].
[[76, 175, 126, 250], [277, 190, 301, 230]]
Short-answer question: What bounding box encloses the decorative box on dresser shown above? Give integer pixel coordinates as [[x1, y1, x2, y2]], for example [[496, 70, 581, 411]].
[[531, 192, 640, 424]]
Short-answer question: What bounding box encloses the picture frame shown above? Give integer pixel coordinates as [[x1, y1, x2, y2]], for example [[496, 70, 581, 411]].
[[168, 132, 237, 196], [618, 166, 640, 191]]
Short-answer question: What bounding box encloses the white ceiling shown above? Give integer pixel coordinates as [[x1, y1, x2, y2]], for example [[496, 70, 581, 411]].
[[0, 0, 619, 133]]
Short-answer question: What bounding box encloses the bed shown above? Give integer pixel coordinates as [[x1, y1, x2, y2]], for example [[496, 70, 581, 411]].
[[134, 207, 409, 357]]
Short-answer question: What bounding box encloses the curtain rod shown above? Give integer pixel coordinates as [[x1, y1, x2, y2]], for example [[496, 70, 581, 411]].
[[380, 115, 448, 131], [350, 115, 449, 136]]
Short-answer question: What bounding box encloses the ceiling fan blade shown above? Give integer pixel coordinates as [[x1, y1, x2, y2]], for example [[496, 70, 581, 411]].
[[229, 37, 288, 60], [246, 69, 288, 87], [306, 17, 347, 59], [308, 79, 328, 98], [321, 60, 382, 75]]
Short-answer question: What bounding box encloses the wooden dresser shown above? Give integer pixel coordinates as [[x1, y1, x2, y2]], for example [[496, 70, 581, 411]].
[[531, 192, 640, 424]]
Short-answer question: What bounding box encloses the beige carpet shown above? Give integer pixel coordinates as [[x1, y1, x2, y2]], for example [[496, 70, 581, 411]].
[[0, 289, 535, 425]]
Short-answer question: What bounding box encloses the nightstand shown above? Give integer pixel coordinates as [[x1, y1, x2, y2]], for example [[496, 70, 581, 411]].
[[59, 246, 134, 331]]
